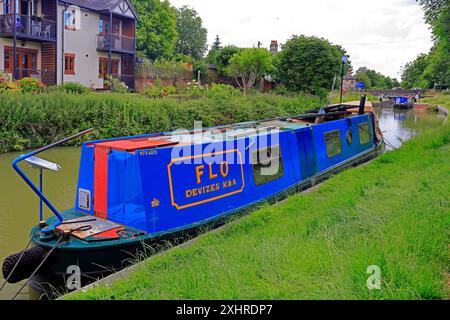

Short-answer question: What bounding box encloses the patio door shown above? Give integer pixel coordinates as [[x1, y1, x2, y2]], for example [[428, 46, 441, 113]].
[[17, 52, 30, 78], [17, 49, 37, 78], [4, 46, 37, 79], [99, 57, 119, 89]]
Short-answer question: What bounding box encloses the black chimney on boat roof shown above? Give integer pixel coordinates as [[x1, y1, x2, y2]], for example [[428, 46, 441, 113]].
[[359, 94, 367, 115]]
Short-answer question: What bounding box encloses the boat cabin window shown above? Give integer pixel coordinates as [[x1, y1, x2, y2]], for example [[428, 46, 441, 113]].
[[358, 123, 370, 145], [251, 145, 284, 186], [324, 130, 342, 158]]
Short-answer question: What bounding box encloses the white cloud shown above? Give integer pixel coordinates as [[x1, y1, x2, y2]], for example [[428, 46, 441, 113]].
[[169, 0, 433, 79]]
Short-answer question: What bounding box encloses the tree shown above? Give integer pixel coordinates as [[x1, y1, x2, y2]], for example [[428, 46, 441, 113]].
[[355, 72, 372, 89], [212, 35, 222, 51], [274, 35, 350, 95], [227, 48, 273, 95], [355, 67, 399, 89], [423, 45, 450, 89], [175, 6, 208, 60], [207, 45, 242, 75], [401, 54, 430, 88], [409, 0, 450, 88], [132, 0, 178, 60], [417, 0, 447, 29]]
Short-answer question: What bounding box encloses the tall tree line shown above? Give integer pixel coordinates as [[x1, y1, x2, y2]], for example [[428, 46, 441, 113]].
[[401, 0, 449, 89], [131, 0, 208, 61]]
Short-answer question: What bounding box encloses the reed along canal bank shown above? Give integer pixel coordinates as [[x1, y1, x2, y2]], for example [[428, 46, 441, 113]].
[[67, 101, 449, 300]]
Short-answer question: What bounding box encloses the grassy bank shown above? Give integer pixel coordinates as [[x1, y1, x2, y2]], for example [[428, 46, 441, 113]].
[[69, 120, 449, 300], [421, 92, 450, 108], [0, 92, 322, 153]]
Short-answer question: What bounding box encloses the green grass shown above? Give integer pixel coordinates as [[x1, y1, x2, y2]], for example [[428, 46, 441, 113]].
[[421, 92, 450, 109], [68, 122, 449, 300]]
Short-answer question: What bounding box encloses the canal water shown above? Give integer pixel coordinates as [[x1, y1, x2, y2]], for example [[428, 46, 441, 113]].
[[375, 107, 447, 150], [0, 107, 446, 299]]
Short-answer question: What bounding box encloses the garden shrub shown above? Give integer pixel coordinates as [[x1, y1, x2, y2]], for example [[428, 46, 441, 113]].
[[145, 80, 178, 98], [0, 91, 322, 152], [0, 80, 19, 94], [205, 83, 240, 100], [16, 77, 43, 94], [58, 82, 89, 94], [0, 71, 10, 82], [185, 80, 205, 98], [145, 82, 168, 98], [104, 75, 129, 93]]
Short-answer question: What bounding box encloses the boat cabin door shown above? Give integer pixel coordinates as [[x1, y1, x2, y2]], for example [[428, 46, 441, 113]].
[[296, 129, 317, 179]]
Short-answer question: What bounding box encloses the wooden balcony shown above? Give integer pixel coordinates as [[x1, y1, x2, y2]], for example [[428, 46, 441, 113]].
[[97, 33, 135, 54], [0, 14, 56, 42]]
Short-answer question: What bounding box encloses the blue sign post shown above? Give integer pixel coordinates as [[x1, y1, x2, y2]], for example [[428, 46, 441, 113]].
[[356, 82, 365, 90]]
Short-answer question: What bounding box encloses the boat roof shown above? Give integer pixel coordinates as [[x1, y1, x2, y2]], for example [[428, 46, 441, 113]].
[[89, 102, 373, 152], [90, 119, 308, 151]]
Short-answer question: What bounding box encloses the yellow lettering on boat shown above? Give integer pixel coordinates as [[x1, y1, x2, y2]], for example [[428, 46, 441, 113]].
[[220, 161, 229, 177], [208, 163, 218, 180], [195, 165, 205, 184], [167, 150, 245, 210]]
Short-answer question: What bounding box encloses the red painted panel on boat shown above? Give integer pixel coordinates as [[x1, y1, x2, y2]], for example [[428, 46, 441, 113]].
[[94, 138, 178, 151], [94, 147, 108, 219], [93, 227, 125, 240]]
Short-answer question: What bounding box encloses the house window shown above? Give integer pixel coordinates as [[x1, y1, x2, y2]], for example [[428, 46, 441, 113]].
[[112, 20, 120, 35], [358, 123, 371, 145], [251, 145, 284, 186], [64, 9, 77, 30], [324, 130, 342, 158], [3, 0, 11, 14], [4, 50, 11, 72], [99, 17, 120, 35], [31, 54, 37, 70], [99, 18, 107, 34], [64, 54, 75, 74]]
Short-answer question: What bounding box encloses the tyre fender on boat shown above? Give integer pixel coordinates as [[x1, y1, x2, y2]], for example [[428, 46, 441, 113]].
[[2, 246, 47, 284]]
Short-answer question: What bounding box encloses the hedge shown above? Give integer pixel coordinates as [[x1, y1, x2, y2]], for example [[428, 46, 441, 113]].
[[0, 92, 323, 153]]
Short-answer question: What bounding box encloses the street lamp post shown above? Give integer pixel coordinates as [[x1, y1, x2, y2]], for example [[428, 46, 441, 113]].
[[340, 55, 349, 104]]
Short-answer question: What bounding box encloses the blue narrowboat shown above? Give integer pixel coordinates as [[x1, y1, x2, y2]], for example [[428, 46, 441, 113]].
[[2, 99, 383, 288], [389, 96, 414, 109]]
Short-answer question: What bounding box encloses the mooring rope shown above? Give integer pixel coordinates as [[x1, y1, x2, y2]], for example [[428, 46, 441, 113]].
[[11, 235, 65, 300], [6, 223, 94, 300], [382, 137, 398, 150], [358, 123, 398, 151], [0, 228, 39, 293]]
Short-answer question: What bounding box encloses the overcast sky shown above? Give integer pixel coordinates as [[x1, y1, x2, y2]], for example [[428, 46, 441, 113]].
[[169, 0, 433, 79]]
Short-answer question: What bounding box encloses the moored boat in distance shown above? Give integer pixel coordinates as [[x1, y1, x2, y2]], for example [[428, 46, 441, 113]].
[[389, 95, 414, 109], [2, 96, 384, 292]]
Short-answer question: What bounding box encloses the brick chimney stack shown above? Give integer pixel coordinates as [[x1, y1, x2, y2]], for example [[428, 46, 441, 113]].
[[270, 40, 279, 55]]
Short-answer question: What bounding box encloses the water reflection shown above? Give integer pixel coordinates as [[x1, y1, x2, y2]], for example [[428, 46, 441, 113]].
[[375, 107, 446, 150], [0, 148, 80, 300]]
